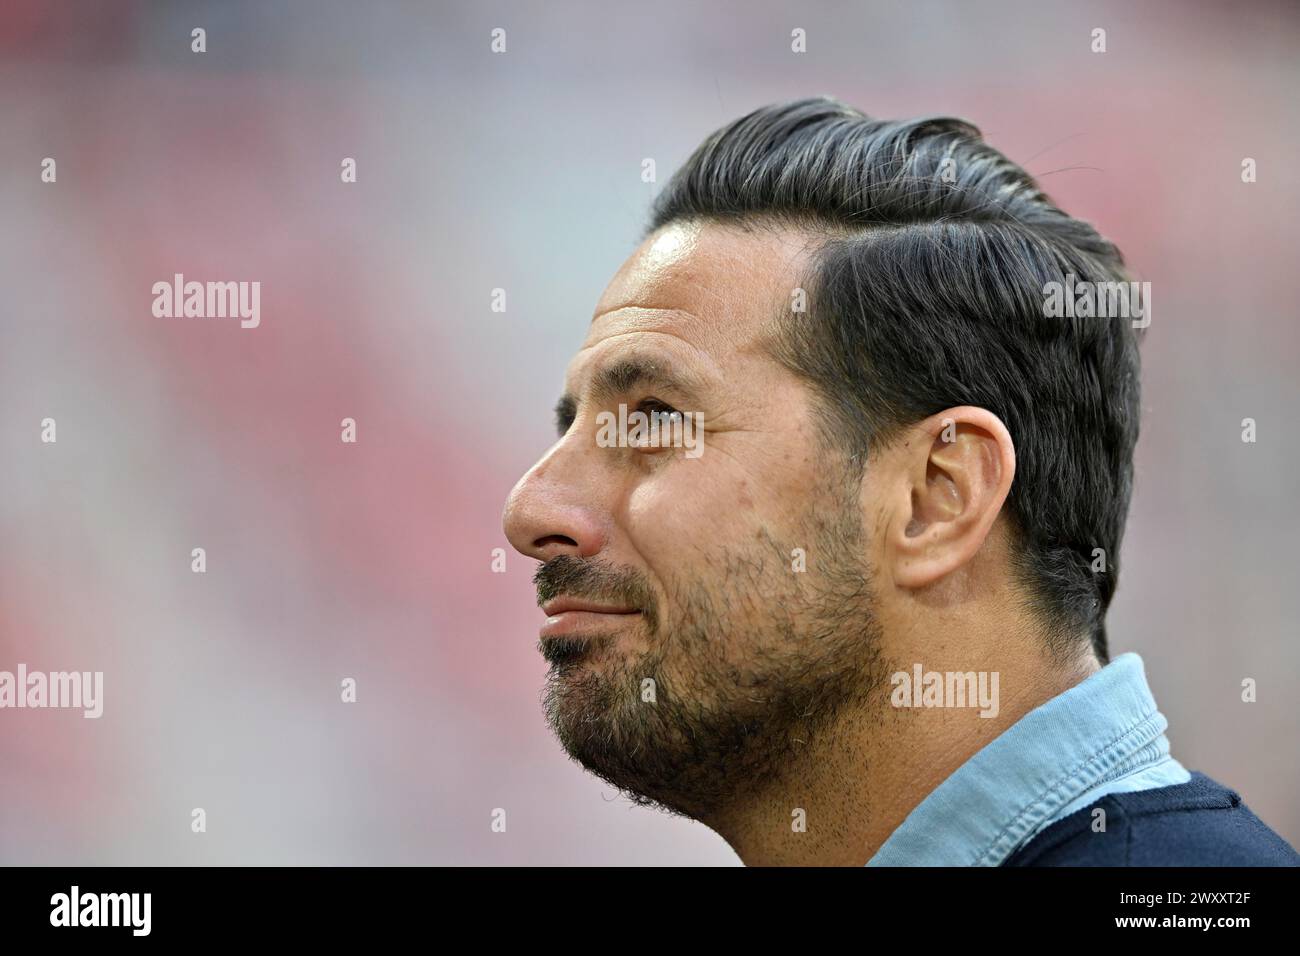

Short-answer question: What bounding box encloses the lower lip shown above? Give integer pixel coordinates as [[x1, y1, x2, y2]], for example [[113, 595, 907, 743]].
[[539, 610, 640, 639]]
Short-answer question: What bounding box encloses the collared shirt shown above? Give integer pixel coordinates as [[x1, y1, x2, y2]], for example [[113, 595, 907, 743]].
[[867, 652, 1191, 867]]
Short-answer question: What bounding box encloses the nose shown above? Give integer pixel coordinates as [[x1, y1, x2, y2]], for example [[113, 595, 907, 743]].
[[503, 441, 609, 563]]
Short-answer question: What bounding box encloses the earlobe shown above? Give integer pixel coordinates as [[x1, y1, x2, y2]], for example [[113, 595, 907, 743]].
[[890, 408, 1016, 591]]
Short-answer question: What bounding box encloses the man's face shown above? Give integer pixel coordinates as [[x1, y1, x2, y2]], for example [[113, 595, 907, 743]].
[[503, 220, 889, 819]]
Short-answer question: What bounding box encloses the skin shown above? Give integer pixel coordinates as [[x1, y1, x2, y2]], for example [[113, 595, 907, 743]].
[[502, 219, 1100, 866]]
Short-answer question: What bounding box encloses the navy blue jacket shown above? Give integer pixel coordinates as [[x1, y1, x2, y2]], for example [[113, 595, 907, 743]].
[[1004, 772, 1299, 866]]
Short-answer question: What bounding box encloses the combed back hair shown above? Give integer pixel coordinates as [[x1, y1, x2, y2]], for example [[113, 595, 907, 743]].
[[647, 96, 1143, 663]]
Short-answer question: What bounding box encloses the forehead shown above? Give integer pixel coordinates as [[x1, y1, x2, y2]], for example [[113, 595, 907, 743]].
[[575, 220, 819, 372]]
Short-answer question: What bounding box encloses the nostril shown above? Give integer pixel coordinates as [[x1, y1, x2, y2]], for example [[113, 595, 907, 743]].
[[534, 534, 579, 551]]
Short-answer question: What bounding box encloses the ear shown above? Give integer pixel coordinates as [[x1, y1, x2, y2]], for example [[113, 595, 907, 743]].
[[887, 406, 1016, 590]]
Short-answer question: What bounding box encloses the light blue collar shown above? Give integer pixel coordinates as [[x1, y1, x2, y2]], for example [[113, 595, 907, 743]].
[[867, 652, 1189, 866]]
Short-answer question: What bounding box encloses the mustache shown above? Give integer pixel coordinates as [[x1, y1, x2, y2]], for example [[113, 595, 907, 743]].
[[534, 555, 659, 634]]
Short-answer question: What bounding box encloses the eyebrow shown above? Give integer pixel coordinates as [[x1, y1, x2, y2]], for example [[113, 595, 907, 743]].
[[554, 355, 707, 436], [592, 356, 702, 403]]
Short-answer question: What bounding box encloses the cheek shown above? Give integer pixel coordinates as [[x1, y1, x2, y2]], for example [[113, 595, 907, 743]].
[[622, 454, 823, 572], [624, 464, 744, 562]]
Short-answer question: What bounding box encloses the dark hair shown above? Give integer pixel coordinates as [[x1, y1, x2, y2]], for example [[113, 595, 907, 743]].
[[647, 96, 1142, 663]]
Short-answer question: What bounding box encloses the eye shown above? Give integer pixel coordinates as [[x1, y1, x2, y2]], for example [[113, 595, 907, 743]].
[[626, 398, 688, 453], [636, 398, 681, 424], [554, 397, 577, 437]]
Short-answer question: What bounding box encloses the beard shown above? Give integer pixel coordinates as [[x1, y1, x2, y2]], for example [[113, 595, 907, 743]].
[[535, 480, 890, 822]]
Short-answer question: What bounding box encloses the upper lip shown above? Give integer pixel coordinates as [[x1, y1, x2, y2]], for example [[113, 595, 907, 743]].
[[541, 597, 639, 617]]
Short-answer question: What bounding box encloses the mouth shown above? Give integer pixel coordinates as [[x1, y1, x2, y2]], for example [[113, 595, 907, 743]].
[[539, 597, 641, 640]]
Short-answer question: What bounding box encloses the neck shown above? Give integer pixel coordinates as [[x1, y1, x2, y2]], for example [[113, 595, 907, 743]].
[[705, 635, 1100, 866]]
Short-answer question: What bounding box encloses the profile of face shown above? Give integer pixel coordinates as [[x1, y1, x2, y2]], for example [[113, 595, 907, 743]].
[[502, 221, 893, 821]]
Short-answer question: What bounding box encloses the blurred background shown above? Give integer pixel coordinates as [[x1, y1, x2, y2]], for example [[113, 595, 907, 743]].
[[0, 0, 1296, 865]]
